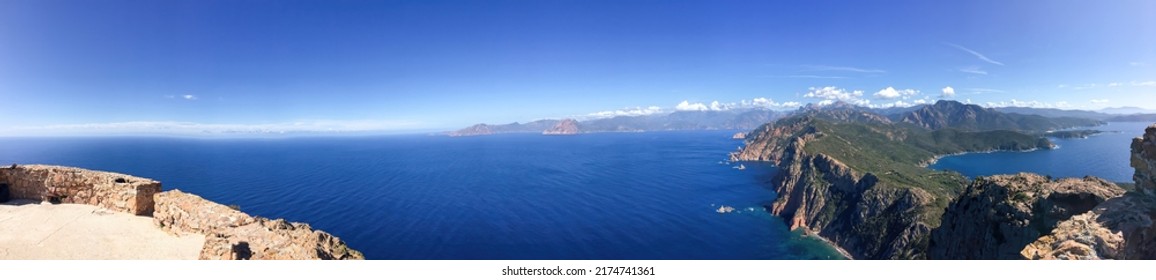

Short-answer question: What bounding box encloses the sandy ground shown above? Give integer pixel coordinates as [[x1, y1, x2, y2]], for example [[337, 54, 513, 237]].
[[0, 200, 204, 260]]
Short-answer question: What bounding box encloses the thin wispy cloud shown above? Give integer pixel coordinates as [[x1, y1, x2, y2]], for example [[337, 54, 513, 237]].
[[985, 99, 1071, 109], [1131, 62, 1148, 67], [1091, 99, 1110, 104], [585, 106, 664, 119], [945, 43, 1004, 66], [165, 94, 199, 101], [1072, 83, 1098, 90], [801, 65, 886, 73], [5, 119, 424, 136], [966, 88, 1005, 94], [959, 66, 988, 75], [784, 75, 848, 79], [1134, 81, 1156, 87]]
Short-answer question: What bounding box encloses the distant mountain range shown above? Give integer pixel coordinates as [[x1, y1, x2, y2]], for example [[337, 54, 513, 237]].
[[899, 101, 1105, 131], [1098, 107, 1156, 115], [995, 106, 1156, 122], [448, 109, 789, 136], [449, 100, 1123, 136]]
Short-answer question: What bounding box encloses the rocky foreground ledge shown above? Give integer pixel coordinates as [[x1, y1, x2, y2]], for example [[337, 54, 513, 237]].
[[0, 165, 363, 260]]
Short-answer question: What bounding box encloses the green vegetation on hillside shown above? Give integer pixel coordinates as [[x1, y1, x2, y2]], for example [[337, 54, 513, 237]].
[[798, 118, 1053, 223]]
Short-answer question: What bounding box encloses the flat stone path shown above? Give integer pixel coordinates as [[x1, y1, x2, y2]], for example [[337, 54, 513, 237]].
[[0, 200, 204, 259]]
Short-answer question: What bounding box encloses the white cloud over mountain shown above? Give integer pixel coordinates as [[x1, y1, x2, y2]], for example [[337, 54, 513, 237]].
[[873, 87, 920, 99], [803, 86, 864, 101], [941, 87, 955, 97]]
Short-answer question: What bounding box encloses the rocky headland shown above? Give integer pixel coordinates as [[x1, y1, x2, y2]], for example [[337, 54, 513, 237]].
[[543, 118, 579, 135], [731, 101, 1152, 259], [0, 165, 363, 260]]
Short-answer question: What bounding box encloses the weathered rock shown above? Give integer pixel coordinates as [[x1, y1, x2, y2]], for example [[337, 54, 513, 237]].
[[0, 165, 160, 215], [928, 173, 1124, 259], [716, 205, 735, 214], [1024, 125, 1156, 260], [731, 132, 746, 140], [199, 218, 364, 260], [154, 190, 364, 260], [1132, 124, 1156, 196], [543, 118, 579, 135], [153, 190, 257, 234]]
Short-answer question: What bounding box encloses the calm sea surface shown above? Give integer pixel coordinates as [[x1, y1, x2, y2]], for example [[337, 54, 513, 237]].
[[0, 131, 843, 259], [931, 122, 1152, 183]]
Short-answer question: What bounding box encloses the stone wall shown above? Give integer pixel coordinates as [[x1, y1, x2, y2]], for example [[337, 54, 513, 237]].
[[154, 190, 364, 260], [0, 164, 160, 215]]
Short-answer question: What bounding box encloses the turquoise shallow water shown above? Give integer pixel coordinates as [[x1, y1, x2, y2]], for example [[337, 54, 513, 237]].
[[0, 130, 844, 260], [930, 122, 1152, 183]]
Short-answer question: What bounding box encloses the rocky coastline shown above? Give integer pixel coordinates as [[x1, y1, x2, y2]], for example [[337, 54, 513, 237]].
[[734, 121, 1156, 259]]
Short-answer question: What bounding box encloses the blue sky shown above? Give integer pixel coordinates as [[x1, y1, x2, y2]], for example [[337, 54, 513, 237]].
[[1, 1, 1154, 135]]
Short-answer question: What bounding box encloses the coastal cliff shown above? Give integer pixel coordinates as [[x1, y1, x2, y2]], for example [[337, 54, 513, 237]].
[[928, 174, 1124, 259], [731, 107, 1069, 259]]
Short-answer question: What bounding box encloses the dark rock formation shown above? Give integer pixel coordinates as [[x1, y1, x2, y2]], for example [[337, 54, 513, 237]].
[[928, 174, 1124, 259], [543, 118, 579, 135]]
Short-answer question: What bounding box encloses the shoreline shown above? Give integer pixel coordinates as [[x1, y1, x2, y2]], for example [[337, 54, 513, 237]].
[[918, 147, 1047, 168], [798, 228, 854, 260]]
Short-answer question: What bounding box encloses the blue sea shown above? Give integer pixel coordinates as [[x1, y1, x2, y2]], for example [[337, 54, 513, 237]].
[[0, 131, 843, 260], [930, 122, 1151, 183]]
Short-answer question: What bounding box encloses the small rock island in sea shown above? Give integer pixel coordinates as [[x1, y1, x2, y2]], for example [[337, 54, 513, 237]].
[[0, 165, 363, 260]]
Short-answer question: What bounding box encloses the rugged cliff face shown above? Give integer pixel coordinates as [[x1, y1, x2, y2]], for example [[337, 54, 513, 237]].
[[1021, 124, 1156, 259], [928, 174, 1124, 259], [733, 107, 1088, 259], [734, 116, 946, 259], [770, 146, 936, 259]]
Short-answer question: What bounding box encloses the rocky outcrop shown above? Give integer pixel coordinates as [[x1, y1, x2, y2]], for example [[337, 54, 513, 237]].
[[1022, 124, 1156, 259], [729, 116, 821, 162], [732, 132, 746, 139], [154, 190, 364, 260], [543, 118, 579, 135], [928, 174, 1124, 259], [1132, 125, 1156, 196], [0, 165, 160, 215]]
